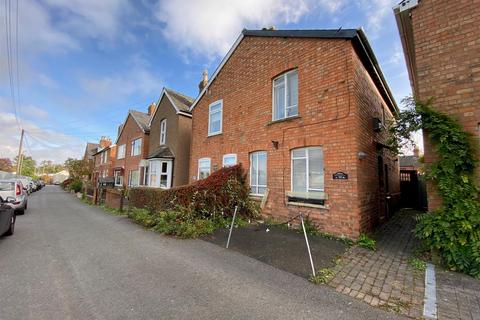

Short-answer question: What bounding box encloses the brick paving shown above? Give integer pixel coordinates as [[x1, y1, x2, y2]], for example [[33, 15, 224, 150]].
[[436, 269, 480, 320], [328, 210, 425, 318]]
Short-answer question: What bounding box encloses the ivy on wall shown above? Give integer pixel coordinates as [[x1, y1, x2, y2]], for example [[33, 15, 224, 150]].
[[389, 97, 480, 277]]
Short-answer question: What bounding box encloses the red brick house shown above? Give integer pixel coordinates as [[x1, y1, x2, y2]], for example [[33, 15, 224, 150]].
[[189, 29, 400, 238], [394, 0, 480, 210], [146, 88, 193, 188], [112, 107, 152, 188], [92, 137, 116, 186]]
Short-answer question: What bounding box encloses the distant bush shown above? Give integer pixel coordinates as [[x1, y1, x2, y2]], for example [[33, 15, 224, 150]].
[[129, 164, 259, 219], [69, 179, 83, 193]]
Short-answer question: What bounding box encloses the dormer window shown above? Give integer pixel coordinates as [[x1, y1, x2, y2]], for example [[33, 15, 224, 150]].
[[160, 119, 167, 145], [273, 69, 298, 121]]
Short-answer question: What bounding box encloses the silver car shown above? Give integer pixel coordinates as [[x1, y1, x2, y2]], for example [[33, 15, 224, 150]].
[[0, 180, 28, 215]]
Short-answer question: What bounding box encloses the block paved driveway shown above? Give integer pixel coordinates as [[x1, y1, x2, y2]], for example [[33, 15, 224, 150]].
[[0, 186, 403, 320]]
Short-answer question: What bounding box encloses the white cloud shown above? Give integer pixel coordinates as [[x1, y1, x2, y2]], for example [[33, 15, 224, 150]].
[[154, 0, 344, 59], [0, 111, 84, 163], [42, 0, 133, 42], [356, 0, 398, 38]]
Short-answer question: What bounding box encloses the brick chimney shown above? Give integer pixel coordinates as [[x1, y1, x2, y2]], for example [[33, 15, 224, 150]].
[[147, 102, 156, 115], [99, 136, 112, 148], [198, 69, 208, 93], [413, 146, 420, 157]]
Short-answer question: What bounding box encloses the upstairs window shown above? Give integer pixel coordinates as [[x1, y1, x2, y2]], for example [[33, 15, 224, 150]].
[[131, 138, 142, 156], [222, 154, 237, 167], [160, 119, 167, 145], [291, 147, 324, 194], [273, 69, 298, 121], [117, 144, 126, 159], [208, 100, 222, 136], [198, 158, 211, 180]]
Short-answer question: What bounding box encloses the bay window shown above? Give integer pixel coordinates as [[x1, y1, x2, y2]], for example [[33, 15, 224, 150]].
[[128, 170, 140, 187], [148, 160, 172, 189], [250, 151, 267, 195], [273, 69, 298, 120]]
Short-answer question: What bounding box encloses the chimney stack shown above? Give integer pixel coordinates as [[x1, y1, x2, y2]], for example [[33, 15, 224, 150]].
[[148, 102, 156, 115], [198, 69, 208, 93], [99, 136, 112, 148], [413, 146, 420, 157]]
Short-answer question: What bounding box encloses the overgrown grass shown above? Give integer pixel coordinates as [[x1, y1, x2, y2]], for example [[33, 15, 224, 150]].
[[100, 205, 126, 216], [357, 234, 376, 251], [310, 268, 336, 285], [409, 258, 427, 271]]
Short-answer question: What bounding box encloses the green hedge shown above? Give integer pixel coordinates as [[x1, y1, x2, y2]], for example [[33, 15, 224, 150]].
[[129, 164, 258, 219]]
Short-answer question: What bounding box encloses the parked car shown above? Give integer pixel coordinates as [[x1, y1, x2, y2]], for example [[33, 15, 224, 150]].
[[0, 196, 16, 236], [0, 180, 28, 215], [18, 178, 33, 194]]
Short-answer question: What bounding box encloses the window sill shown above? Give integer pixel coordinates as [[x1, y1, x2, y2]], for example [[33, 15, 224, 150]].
[[266, 115, 301, 126], [287, 201, 330, 210], [207, 132, 222, 137]]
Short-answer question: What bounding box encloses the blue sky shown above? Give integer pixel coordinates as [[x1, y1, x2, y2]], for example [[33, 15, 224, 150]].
[[0, 0, 416, 163]]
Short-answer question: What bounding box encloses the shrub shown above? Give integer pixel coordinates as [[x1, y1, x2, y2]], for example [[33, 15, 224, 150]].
[[310, 268, 336, 284], [129, 164, 259, 219], [69, 179, 83, 193], [357, 234, 376, 251], [129, 208, 158, 228], [389, 98, 480, 277]]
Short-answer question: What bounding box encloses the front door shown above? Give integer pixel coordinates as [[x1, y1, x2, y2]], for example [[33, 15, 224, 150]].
[[148, 159, 173, 189]]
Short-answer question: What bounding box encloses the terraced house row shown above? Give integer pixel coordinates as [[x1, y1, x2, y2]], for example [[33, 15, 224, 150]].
[[87, 28, 400, 238]]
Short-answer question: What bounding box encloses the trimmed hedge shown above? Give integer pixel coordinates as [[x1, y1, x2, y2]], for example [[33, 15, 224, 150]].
[[129, 164, 258, 219]]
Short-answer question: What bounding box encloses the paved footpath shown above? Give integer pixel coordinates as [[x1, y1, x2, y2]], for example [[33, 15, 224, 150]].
[[0, 186, 402, 320], [329, 209, 480, 319]]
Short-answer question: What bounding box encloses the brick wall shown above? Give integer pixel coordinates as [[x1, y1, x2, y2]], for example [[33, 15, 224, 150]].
[[113, 114, 149, 187], [189, 36, 396, 238], [410, 0, 480, 209]]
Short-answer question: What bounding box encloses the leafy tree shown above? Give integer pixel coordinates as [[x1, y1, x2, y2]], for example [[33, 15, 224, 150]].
[[389, 97, 480, 277], [64, 158, 90, 179], [37, 160, 64, 174], [14, 155, 37, 177], [0, 158, 13, 172]]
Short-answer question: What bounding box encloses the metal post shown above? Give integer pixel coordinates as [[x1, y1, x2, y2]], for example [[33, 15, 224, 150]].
[[226, 206, 238, 249], [300, 213, 316, 277]]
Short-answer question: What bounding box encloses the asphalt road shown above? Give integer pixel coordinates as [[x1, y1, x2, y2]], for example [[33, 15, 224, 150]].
[[0, 186, 404, 320]]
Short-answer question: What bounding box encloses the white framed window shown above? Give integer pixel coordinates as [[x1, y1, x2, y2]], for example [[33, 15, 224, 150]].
[[222, 154, 237, 167], [128, 170, 140, 187], [273, 69, 298, 121], [131, 138, 142, 156], [250, 151, 267, 195], [291, 147, 324, 194], [160, 119, 167, 145], [148, 160, 172, 189], [198, 158, 211, 180], [208, 100, 222, 136], [117, 144, 126, 159], [114, 170, 123, 187]]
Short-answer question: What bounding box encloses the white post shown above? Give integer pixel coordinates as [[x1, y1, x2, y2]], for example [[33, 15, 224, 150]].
[[300, 213, 316, 277], [226, 206, 238, 249]]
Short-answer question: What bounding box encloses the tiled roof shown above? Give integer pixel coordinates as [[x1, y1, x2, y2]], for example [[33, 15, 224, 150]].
[[400, 155, 420, 168], [165, 88, 194, 113], [130, 110, 150, 132], [147, 145, 175, 159]]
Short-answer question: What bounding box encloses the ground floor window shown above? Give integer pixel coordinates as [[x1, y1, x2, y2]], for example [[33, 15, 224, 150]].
[[128, 170, 140, 187], [198, 158, 211, 180], [148, 160, 172, 188], [222, 154, 237, 167], [250, 151, 267, 195], [291, 147, 324, 195], [114, 170, 123, 187]]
